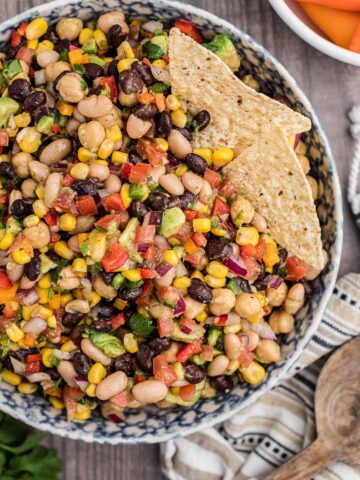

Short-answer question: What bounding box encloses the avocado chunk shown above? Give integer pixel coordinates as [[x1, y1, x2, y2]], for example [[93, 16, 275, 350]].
[[119, 217, 139, 248], [159, 207, 185, 238], [0, 97, 19, 128], [203, 34, 241, 72], [165, 390, 202, 407]]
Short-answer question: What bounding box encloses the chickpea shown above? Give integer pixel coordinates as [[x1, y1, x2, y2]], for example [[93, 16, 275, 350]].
[[105, 174, 121, 194], [184, 296, 205, 319], [21, 178, 37, 198], [126, 114, 152, 139], [284, 283, 305, 315], [234, 293, 261, 318], [12, 152, 32, 178], [255, 340, 281, 364], [210, 288, 236, 316], [159, 173, 184, 196], [168, 129, 192, 159], [307, 175, 318, 201], [40, 138, 72, 165], [230, 195, 255, 224], [266, 282, 288, 307], [118, 89, 138, 107], [89, 163, 110, 181], [58, 72, 87, 103], [251, 212, 267, 232], [78, 121, 106, 152], [69, 215, 96, 234], [97, 10, 129, 34], [224, 333, 242, 360], [297, 153, 310, 174], [29, 160, 49, 182], [269, 309, 294, 334], [93, 275, 117, 301], [181, 171, 204, 194], [238, 331, 259, 351], [56, 18, 83, 41], [97, 106, 123, 129], [207, 355, 229, 377], [77, 95, 113, 118], [23, 222, 50, 249], [37, 50, 59, 68], [45, 61, 70, 82]]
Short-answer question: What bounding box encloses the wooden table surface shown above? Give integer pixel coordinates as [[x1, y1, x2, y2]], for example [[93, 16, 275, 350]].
[[2, 0, 359, 478]]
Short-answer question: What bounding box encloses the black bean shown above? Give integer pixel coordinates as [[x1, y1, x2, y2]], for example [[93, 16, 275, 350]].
[[167, 192, 196, 210], [237, 278, 251, 293], [206, 238, 233, 261], [175, 127, 193, 141], [107, 59, 119, 79], [107, 24, 127, 48], [2, 355, 14, 371], [47, 251, 61, 263], [117, 286, 144, 301], [211, 375, 234, 392], [131, 61, 154, 86], [148, 337, 171, 355], [24, 256, 41, 281], [156, 111, 172, 137], [184, 153, 207, 175], [71, 179, 98, 196], [135, 343, 154, 373], [97, 302, 116, 319], [184, 363, 206, 384], [0, 163, 16, 179], [101, 271, 115, 286], [192, 110, 211, 131], [47, 368, 61, 381], [72, 352, 92, 377], [119, 69, 144, 94], [91, 320, 112, 332], [278, 247, 288, 265], [84, 63, 104, 82], [128, 200, 150, 221], [188, 278, 213, 303], [114, 352, 136, 376], [11, 199, 32, 220], [128, 151, 142, 165], [33, 105, 49, 123], [146, 191, 170, 211], [23, 91, 46, 113], [62, 312, 84, 328], [53, 70, 69, 91], [253, 271, 271, 291], [133, 103, 158, 119], [8, 79, 32, 101], [54, 39, 70, 53]]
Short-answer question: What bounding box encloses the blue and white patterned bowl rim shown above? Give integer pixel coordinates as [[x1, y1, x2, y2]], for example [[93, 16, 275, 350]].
[[0, 0, 343, 445]]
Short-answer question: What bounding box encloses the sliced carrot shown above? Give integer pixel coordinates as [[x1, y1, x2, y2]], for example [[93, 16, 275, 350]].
[[349, 20, 360, 52], [295, 0, 360, 10], [137, 91, 155, 104]]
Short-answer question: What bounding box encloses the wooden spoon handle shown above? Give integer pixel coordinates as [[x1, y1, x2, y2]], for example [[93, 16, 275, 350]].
[[262, 438, 335, 480]]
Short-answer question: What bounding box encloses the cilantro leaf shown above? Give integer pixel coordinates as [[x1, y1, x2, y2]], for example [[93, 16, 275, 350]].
[[129, 313, 154, 337]]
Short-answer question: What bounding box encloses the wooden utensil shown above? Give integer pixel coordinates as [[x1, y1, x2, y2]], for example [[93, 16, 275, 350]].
[[263, 336, 360, 480]]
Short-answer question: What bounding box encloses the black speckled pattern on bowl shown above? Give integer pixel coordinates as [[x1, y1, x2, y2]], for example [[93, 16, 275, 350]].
[[0, 0, 342, 445]]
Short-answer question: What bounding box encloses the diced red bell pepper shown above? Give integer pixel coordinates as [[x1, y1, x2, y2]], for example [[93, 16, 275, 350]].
[[240, 239, 266, 261], [176, 339, 202, 363], [136, 138, 166, 167], [192, 232, 207, 247], [18, 22, 28, 36], [3, 305, 15, 319], [153, 354, 177, 386], [204, 168, 221, 188], [0, 272, 13, 290], [11, 30, 21, 48], [242, 256, 262, 282], [25, 360, 41, 375], [26, 354, 42, 363], [0, 130, 9, 147], [200, 344, 214, 362], [215, 314, 228, 327], [122, 162, 133, 180], [140, 268, 156, 279], [175, 222, 192, 241], [134, 374, 146, 384], [142, 243, 154, 260], [75, 195, 98, 215], [184, 249, 205, 266], [95, 214, 123, 231], [15, 46, 34, 65], [135, 225, 155, 243], [211, 197, 230, 216], [174, 19, 203, 43], [238, 347, 254, 369], [285, 256, 310, 282], [157, 317, 174, 338], [101, 193, 126, 212], [128, 163, 151, 184], [184, 209, 197, 221], [111, 391, 132, 408], [110, 312, 126, 329], [45, 210, 58, 226], [0, 194, 8, 205], [62, 173, 74, 186], [51, 123, 61, 134], [218, 179, 236, 199], [101, 243, 129, 272], [100, 76, 118, 104], [179, 384, 196, 402]]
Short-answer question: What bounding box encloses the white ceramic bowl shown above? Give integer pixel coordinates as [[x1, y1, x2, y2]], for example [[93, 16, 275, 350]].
[[269, 0, 360, 66], [0, 0, 342, 445]]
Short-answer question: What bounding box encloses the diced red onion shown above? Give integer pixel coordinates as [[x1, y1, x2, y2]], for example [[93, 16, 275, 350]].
[[109, 164, 122, 175], [181, 325, 192, 334], [294, 133, 301, 150], [155, 263, 172, 277], [137, 243, 150, 253], [167, 154, 181, 170], [0, 256, 10, 266], [174, 295, 186, 317], [34, 69, 46, 85], [108, 413, 124, 424], [150, 65, 171, 84], [74, 376, 90, 392], [223, 256, 248, 276], [26, 372, 52, 383], [146, 211, 162, 226], [266, 275, 283, 289], [10, 357, 25, 375], [242, 319, 277, 340], [22, 317, 47, 336], [18, 288, 40, 306], [142, 20, 164, 33]]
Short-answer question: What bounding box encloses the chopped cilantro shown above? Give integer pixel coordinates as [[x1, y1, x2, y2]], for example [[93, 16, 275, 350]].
[[90, 263, 103, 274], [80, 242, 89, 256], [129, 313, 154, 337], [149, 82, 170, 93]]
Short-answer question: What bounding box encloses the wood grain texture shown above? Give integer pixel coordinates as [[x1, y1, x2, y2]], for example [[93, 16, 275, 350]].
[[0, 0, 359, 478]]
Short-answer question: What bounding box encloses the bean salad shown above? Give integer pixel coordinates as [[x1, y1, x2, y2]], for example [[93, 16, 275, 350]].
[[0, 11, 326, 422]]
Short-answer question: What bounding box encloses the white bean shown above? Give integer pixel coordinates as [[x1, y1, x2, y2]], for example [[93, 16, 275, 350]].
[[44, 172, 61, 208], [231, 195, 255, 224], [132, 379, 168, 404], [40, 138, 72, 165], [159, 173, 184, 195], [89, 163, 110, 181], [200, 179, 212, 198], [96, 371, 128, 401], [105, 174, 121, 194], [78, 121, 105, 152], [29, 160, 49, 182], [77, 95, 113, 118], [126, 114, 151, 139], [207, 355, 230, 377], [21, 178, 36, 198], [65, 299, 90, 314], [168, 129, 192, 159], [97, 106, 123, 129], [37, 50, 59, 68], [150, 165, 166, 182], [57, 360, 77, 387], [93, 275, 117, 301], [81, 338, 112, 366], [181, 171, 203, 194], [224, 333, 243, 360]]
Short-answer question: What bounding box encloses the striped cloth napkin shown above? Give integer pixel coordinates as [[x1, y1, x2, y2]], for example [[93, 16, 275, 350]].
[[161, 273, 360, 480]]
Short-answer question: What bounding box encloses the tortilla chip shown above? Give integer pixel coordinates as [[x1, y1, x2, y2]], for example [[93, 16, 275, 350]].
[[168, 28, 311, 150], [223, 128, 323, 270]]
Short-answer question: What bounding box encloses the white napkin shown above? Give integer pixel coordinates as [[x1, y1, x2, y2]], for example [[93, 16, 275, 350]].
[[161, 273, 360, 480]]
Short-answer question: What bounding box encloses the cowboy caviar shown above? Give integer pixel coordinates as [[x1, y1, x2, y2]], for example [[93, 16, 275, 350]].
[[0, 12, 326, 422]]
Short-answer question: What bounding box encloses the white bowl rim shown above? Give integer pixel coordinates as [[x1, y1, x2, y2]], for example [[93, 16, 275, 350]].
[[0, 0, 343, 444], [268, 0, 360, 66]]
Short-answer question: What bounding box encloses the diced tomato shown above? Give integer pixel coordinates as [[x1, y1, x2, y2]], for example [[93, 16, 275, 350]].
[[136, 138, 166, 167], [162, 54, 169, 64], [95, 213, 124, 231], [122, 162, 133, 180], [218, 179, 236, 199], [211, 196, 230, 216], [53, 187, 78, 213], [26, 353, 42, 363], [100, 76, 118, 103], [192, 232, 207, 247], [62, 173, 74, 186], [111, 391, 132, 408], [15, 46, 34, 65], [156, 286, 180, 307], [175, 222, 192, 241], [285, 256, 309, 282], [200, 344, 214, 362], [51, 123, 61, 134], [63, 385, 84, 421], [18, 22, 28, 36], [175, 19, 203, 43], [157, 317, 174, 338], [128, 162, 151, 184], [184, 209, 197, 221], [0, 195, 8, 205], [179, 384, 196, 402], [242, 256, 261, 282], [140, 268, 156, 279], [184, 249, 205, 266], [215, 314, 228, 326], [134, 374, 146, 384], [135, 225, 155, 243], [101, 243, 129, 272], [25, 361, 41, 375], [240, 239, 266, 261], [110, 312, 126, 329], [75, 195, 98, 215], [153, 354, 177, 386], [238, 347, 254, 369], [135, 281, 153, 306], [0, 272, 13, 290], [3, 305, 15, 319], [155, 92, 166, 112], [11, 29, 21, 48], [45, 210, 58, 227], [101, 193, 126, 212], [176, 339, 202, 363], [204, 168, 221, 188], [142, 243, 154, 260], [0, 130, 9, 147]]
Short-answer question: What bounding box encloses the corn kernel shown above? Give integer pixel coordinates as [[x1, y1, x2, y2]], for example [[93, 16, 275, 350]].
[[38, 273, 51, 289], [59, 213, 76, 232], [23, 214, 40, 228], [193, 217, 211, 233], [25, 18, 48, 40], [79, 28, 94, 46], [6, 323, 24, 343], [184, 237, 199, 254], [89, 291, 101, 308], [18, 382, 38, 394], [117, 40, 135, 58], [55, 101, 74, 117], [35, 185, 45, 199], [106, 125, 122, 143], [22, 305, 35, 321], [211, 227, 226, 237], [78, 147, 96, 163], [173, 276, 191, 294], [98, 139, 114, 159], [86, 383, 97, 397], [236, 226, 259, 246], [70, 163, 89, 180], [47, 315, 57, 329], [36, 40, 54, 55], [53, 241, 75, 260], [94, 29, 108, 49], [168, 236, 181, 246], [61, 340, 77, 353], [204, 274, 226, 288], [14, 112, 31, 128], [152, 59, 167, 69], [212, 147, 234, 167], [41, 348, 54, 367], [88, 363, 106, 384], [75, 404, 91, 421], [165, 94, 181, 111], [240, 361, 266, 385], [49, 396, 65, 410], [171, 109, 187, 128], [120, 183, 132, 208], [124, 333, 138, 353], [17, 127, 42, 154], [193, 148, 212, 165], [111, 151, 127, 165], [2, 369, 22, 386], [12, 248, 31, 265], [247, 314, 263, 324], [0, 232, 14, 250], [154, 137, 169, 151], [60, 293, 73, 307], [117, 58, 136, 72], [206, 261, 228, 279], [191, 271, 205, 281], [27, 39, 39, 49], [93, 159, 108, 166], [253, 292, 266, 308], [263, 240, 280, 268], [33, 199, 48, 218], [224, 324, 242, 334], [175, 165, 188, 177], [122, 269, 142, 282], [196, 311, 208, 322], [163, 249, 178, 266], [72, 258, 87, 274]]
